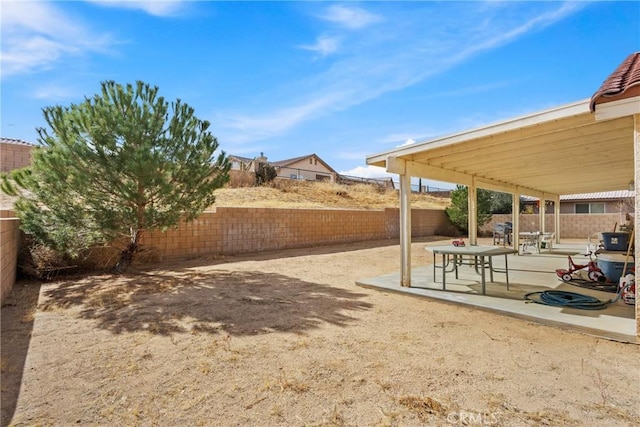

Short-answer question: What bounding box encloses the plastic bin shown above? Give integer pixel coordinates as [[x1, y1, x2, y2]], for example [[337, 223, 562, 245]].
[[600, 232, 630, 251], [597, 253, 634, 283]]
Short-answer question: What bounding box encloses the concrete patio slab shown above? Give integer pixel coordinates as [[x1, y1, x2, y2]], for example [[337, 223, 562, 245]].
[[356, 242, 637, 343]]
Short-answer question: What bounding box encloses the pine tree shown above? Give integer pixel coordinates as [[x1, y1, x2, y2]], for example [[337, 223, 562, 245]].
[[2, 81, 230, 273], [445, 185, 493, 233]]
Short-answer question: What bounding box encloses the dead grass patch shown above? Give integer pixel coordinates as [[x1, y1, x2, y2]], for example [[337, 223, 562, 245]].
[[215, 181, 450, 210], [398, 395, 448, 420]]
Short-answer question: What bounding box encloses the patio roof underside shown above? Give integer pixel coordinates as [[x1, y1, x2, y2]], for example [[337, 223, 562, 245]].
[[367, 101, 635, 198]]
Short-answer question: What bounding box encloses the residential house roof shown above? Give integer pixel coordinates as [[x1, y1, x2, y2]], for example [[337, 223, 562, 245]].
[[228, 154, 255, 164], [560, 190, 635, 201], [590, 52, 640, 112], [270, 153, 338, 174], [521, 190, 635, 202]]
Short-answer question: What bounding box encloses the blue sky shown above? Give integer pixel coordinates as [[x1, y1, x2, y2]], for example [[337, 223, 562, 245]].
[[1, 1, 639, 184]]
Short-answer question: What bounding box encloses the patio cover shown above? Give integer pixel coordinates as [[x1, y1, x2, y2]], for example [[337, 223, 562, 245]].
[[365, 52, 640, 336]]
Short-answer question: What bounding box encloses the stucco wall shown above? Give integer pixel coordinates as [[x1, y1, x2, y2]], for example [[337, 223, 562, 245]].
[[1, 216, 20, 303]]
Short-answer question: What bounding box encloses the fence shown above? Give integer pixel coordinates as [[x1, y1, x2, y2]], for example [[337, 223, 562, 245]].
[[336, 174, 394, 188], [1, 211, 20, 303], [104, 207, 450, 264], [1, 141, 33, 173], [484, 213, 627, 239]]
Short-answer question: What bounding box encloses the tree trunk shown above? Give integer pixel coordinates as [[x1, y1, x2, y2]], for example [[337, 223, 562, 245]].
[[112, 230, 141, 274]]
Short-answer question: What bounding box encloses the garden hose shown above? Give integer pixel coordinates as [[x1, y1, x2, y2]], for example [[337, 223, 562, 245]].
[[524, 282, 632, 310]]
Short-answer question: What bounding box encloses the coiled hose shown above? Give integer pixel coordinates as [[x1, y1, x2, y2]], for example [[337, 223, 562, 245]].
[[524, 282, 632, 310]]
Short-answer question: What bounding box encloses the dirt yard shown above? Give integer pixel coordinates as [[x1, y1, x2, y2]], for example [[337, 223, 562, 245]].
[[2, 238, 639, 426]]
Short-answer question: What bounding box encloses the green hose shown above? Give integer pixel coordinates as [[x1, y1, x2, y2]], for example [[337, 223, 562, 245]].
[[525, 278, 633, 310], [524, 290, 613, 310]]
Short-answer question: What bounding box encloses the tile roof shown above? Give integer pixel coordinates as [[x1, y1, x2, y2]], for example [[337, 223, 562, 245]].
[[559, 190, 635, 201], [0, 137, 35, 146], [521, 190, 635, 202], [590, 52, 640, 112]]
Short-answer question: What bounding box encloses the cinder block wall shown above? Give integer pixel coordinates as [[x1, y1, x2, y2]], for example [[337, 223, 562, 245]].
[[1, 143, 33, 173], [1, 216, 20, 303], [484, 213, 625, 238], [141, 207, 450, 260]]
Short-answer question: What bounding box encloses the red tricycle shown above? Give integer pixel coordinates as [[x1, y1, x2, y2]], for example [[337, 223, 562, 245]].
[[556, 253, 604, 282]]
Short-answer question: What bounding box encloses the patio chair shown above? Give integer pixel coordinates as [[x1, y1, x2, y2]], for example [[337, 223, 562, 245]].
[[539, 232, 555, 253], [493, 223, 512, 246]]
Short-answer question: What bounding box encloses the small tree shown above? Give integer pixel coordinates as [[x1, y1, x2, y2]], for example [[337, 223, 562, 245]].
[[489, 191, 513, 214], [2, 81, 230, 273], [445, 185, 492, 233], [255, 162, 277, 186], [489, 191, 528, 214]]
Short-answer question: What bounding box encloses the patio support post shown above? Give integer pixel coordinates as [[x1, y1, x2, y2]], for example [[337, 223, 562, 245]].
[[399, 172, 412, 287], [513, 193, 520, 249], [539, 196, 546, 233], [468, 177, 478, 245], [554, 195, 561, 243]]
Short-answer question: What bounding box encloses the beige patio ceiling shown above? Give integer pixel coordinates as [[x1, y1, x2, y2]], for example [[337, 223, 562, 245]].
[[366, 99, 635, 197]]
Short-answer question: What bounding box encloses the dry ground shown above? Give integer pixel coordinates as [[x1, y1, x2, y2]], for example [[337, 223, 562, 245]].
[[1, 180, 451, 212], [213, 181, 452, 210], [2, 238, 639, 426]]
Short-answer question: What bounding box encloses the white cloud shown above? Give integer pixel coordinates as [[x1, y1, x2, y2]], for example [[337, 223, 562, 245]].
[[221, 2, 586, 145], [321, 4, 382, 30], [398, 138, 416, 148], [87, 0, 186, 17], [1, 2, 114, 78], [31, 83, 79, 100], [217, 91, 346, 143], [339, 165, 395, 179], [300, 36, 340, 57]]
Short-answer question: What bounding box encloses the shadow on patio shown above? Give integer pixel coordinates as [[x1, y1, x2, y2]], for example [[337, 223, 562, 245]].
[[356, 239, 637, 343]]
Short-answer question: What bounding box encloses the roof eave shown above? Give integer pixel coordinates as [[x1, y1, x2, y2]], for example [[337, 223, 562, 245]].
[[366, 99, 591, 167]]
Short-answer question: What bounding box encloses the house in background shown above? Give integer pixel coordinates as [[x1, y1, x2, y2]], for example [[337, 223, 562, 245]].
[[271, 154, 337, 182], [522, 190, 635, 215], [228, 153, 338, 184]]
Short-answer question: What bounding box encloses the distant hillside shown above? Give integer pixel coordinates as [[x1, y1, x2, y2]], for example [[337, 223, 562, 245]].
[[1, 180, 451, 211], [213, 180, 451, 210]]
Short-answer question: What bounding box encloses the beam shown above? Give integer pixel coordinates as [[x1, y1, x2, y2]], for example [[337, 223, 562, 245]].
[[386, 156, 406, 175], [595, 97, 640, 121], [405, 161, 472, 186]]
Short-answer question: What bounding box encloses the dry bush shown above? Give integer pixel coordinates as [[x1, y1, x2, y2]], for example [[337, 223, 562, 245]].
[[17, 237, 76, 280]]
